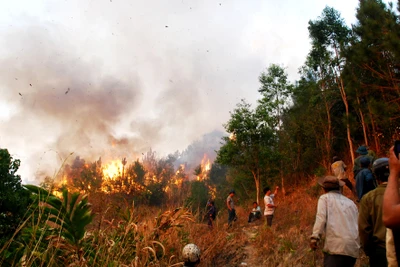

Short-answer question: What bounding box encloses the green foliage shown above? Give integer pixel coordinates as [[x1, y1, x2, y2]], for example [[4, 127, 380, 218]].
[[184, 181, 209, 219], [217, 100, 278, 202], [0, 149, 31, 248], [145, 182, 166, 206], [22, 184, 94, 264]]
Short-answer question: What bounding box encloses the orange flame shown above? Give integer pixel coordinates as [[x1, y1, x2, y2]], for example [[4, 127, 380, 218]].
[[201, 154, 211, 173], [103, 160, 122, 179]]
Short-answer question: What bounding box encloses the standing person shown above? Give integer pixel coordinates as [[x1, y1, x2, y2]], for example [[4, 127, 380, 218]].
[[248, 201, 261, 223], [310, 176, 360, 267], [207, 201, 216, 229], [355, 157, 376, 201], [383, 146, 400, 266], [331, 156, 354, 192], [263, 186, 279, 227], [226, 190, 236, 227], [353, 145, 374, 176], [358, 158, 389, 267]]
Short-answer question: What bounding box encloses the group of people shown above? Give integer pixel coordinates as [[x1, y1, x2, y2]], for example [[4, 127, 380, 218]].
[[224, 186, 280, 227], [206, 185, 280, 229], [311, 145, 400, 267], [206, 144, 400, 266]]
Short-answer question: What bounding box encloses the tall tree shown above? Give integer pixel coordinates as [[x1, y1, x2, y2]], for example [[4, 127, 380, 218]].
[[216, 100, 277, 204], [308, 7, 355, 162], [258, 64, 293, 193], [344, 0, 400, 152]]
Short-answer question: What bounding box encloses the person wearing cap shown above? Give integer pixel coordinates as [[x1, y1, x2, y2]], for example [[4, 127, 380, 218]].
[[263, 186, 279, 227], [355, 157, 376, 201], [358, 158, 389, 267], [226, 190, 236, 227], [353, 145, 374, 177], [310, 176, 360, 266]]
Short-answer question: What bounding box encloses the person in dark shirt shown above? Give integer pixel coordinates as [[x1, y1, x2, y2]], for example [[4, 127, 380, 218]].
[[355, 157, 376, 201], [207, 200, 216, 229]]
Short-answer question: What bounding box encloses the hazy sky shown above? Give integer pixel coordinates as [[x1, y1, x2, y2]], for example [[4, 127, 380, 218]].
[[0, 0, 362, 182]]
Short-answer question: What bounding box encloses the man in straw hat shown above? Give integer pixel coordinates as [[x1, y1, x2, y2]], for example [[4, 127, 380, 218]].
[[310, 176, 360, 267]]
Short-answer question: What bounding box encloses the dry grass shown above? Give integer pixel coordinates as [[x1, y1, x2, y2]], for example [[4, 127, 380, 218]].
[[2, 179, 370, 266]]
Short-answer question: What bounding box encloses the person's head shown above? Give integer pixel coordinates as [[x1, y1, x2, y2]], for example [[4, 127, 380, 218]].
[[252, 201, 258, 208], [208, 200, 214, 206], [332, 156, 340, 163], [263, 187, 271, 195], [229, 189, 235, 196], [360, 157, 371, 168], [318, 176, 345, 192], [356, 145, 368, 155], [372, 157, 389, 182]]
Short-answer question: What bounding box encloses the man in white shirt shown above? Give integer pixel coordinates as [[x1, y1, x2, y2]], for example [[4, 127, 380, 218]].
[[310, 176, 360, 267], [263, 186, 279, 227], [248, 201, 261, 223]]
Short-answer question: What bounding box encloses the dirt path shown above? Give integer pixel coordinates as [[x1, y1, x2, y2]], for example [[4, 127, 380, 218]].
[[240, 224, 262, 266]]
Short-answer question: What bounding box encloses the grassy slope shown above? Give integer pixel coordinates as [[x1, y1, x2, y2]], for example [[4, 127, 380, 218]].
[[192, 179, 368, 267]]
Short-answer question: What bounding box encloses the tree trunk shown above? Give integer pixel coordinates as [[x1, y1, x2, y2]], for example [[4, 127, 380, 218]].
[[322, 84, 333, 171], [367, 102, 380, 154], [252, 170, 260, 205], [334, 45, 354, 163], [356, 93, 369, 147]]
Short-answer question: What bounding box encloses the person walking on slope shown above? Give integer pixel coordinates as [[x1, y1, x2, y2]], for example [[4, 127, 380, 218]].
[[331, 156, 354, 193], [353, 145, 374, 176], [263, 186, 279, 227], [226, 190, 236, 227], [358, 157, 389, 267], [310, 176, 360, 267], [355, 157, 377, 201]]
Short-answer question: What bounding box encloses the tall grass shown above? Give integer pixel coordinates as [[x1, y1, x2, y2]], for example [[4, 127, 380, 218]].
[[1, 179, 369, 267]]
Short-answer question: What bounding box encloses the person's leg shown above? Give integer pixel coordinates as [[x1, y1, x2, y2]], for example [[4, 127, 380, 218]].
[[266, 215, 273, 227], [228, 210, 233, 226], [208, 217, 213, 228], [369, 246, 387, 267], [228, 209, 236, 226], [323, 253, 356, 267], [248, 213, 254, 223]]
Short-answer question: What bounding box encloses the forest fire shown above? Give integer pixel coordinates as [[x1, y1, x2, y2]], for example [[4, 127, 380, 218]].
[[102, 160, 122, 179], [196, 154, 211, 181]]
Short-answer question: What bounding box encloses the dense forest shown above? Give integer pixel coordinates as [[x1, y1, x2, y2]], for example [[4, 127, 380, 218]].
[[217, 0, 400, 202], [1, 0, 400, 266]]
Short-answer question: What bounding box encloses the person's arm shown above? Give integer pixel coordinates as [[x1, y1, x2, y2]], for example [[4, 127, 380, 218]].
[[311, 196, 327, 240], [358, 197, 373, 255], [383, 146, 400, 228], [310, 196, 327, 249], [273, 186, 279, 196]]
